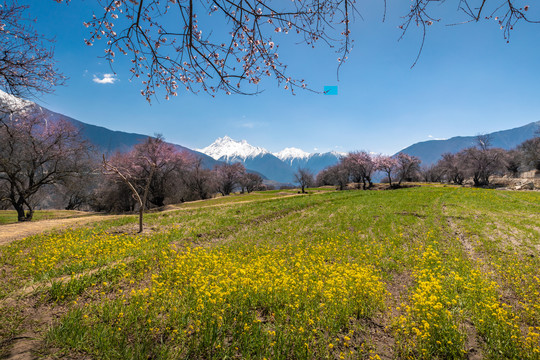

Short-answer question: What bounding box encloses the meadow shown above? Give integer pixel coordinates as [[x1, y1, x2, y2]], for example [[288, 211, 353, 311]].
[[0, 210, 92, 225], [0, 186, 539, 359]]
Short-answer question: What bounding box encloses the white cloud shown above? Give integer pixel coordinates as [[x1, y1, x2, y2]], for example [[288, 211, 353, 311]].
[[428, 135, 447, 141], [92, 73, 118, 84]]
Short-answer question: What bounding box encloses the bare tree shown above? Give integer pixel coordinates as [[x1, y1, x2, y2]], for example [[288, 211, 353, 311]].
[[0, 111, 90, 221], [294, 167, 314, 193], [395, 153, 421, 186], [214, 162, 245, 196], [319, 163, 349, 190], [0, 2, 65, 97], [316, 167, 336, 187], [437, 153, 466, 185], [91, 177, 137, 212], [60, 163, 99, 210], [180, 157, 216, 201], [0, 182, 10, 209], [475, 134, 492, 151], [461, 143, 505, 186], [102, 153, 156, 233], [419, 164, 443, 183], [503, 149, 522, 178], [239, 172, 264, 193], [518, 137, 540, 171]]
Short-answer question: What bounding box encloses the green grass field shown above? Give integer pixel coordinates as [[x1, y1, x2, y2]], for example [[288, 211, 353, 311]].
[[0, 209, 92, 225], [0, 187, 539, 359]]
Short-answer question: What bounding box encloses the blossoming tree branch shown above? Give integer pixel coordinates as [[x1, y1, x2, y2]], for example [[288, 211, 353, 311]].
[[47, 0, 538, 102]]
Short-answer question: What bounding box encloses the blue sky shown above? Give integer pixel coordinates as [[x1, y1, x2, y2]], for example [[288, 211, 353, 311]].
[[23, 1, 540, 154]]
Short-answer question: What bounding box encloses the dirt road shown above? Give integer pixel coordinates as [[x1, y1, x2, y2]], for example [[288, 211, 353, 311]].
[[0, 215, 117, 246]]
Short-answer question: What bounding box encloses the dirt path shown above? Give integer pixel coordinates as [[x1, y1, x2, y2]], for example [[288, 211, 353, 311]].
[[0, 215, 119, 247], [0, 193, 314, 247]]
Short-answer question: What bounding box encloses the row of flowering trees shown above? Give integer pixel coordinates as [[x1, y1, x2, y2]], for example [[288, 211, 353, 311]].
[[316, 152, 422, 189], [420, 135, 540, 186], [94, 139, 265, 213], [96, 136, 265, 231], [315, 133, 540, 190]]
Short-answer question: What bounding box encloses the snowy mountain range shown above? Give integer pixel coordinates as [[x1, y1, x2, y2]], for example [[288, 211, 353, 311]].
[[200, 136, 270, 161], [198, 136, 344, 183]]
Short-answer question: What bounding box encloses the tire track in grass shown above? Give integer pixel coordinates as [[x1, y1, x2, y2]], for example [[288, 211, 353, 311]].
[[440, 189, 540, 359]]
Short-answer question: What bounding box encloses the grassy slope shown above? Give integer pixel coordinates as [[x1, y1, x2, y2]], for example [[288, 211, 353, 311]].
[[0, 210, 92, 225], [0, 187, 539, 359]]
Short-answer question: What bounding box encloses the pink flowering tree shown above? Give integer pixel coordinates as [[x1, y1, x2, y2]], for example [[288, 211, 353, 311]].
[[131, 135, 189, 207], [102, 135, 188, 232], [375, 155, 398, 187], [0, 111, 90, 221], [102, 151, 153, 233], [395, 152, 421, 185], [0, 2, 65, 97], [343, 151, 376, 189]]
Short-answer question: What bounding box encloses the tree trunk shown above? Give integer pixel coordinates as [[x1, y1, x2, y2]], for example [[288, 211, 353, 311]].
[[15, 204, 26, 222], [13, 200, 33, 222], [139, 206, 143, 233], [387, 172, 393, 187]]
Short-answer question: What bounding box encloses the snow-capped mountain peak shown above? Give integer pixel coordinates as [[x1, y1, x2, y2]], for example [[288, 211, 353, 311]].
[[198, 136, 270, 161], [0, 89, 35, 113], [273, 147, 312, 161], [329, 150, 347, 158]]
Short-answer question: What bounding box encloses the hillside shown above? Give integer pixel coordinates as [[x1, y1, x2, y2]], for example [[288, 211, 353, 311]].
[[398, 121, 540, 165], [51, 111, 221, 168], [0, 90, 220, 167]]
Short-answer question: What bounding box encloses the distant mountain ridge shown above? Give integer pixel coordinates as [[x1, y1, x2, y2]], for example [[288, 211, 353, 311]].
[[398, 121, 540, 165]]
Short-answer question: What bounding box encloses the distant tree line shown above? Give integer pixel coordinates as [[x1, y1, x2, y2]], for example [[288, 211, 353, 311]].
[[78, 139, 267, 214], [316, 133, 540, 190], [316, 151, 422, 189], [418, 134, 540, 186]]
